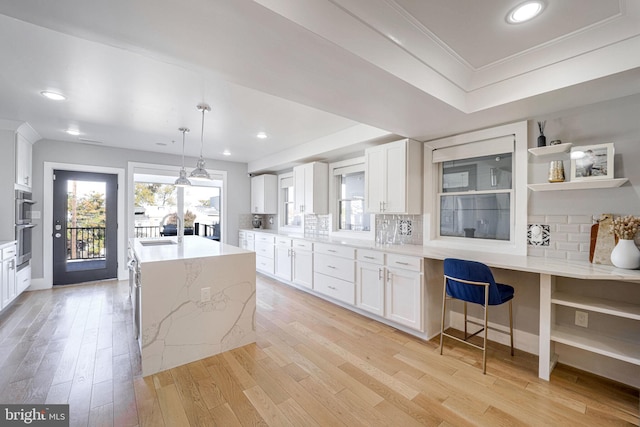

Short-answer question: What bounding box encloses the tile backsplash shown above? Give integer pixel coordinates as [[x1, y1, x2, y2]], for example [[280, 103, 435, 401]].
[[375, 214, 423, 245], [304, 214, 330, 237], [527, 215, 594, 261]]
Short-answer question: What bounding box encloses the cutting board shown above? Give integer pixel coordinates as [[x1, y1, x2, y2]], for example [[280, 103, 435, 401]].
[[589, 223, 598, 263], [592, 214, 615, 265]]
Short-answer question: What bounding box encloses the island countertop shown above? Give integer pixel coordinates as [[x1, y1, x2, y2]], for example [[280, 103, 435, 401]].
[[132, 235, 251, 264]]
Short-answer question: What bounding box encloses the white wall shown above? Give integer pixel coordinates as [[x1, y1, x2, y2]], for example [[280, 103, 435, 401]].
[[30, 140, 250, 280]]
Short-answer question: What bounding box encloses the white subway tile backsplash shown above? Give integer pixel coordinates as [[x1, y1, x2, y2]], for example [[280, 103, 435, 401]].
[[545, 215, 567, 224], [579, 243, 591, 252], [568, 233, 590, 242], [568, 215, 593, 224], [579, 224, 594, 233], [528, 215, 545, 223], [550, 232, 568, 242], [528, 246, 545, 257], [556, 224, 580, 233], [545, 249, 567, 259], [556, 242, 580, 252]]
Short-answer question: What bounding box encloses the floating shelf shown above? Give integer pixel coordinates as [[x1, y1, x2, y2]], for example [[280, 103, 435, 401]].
[[527, 178, 628, 192], [528, 142, 572, 156], [551, 292, 640, 321], [551, 325, 640, 366]]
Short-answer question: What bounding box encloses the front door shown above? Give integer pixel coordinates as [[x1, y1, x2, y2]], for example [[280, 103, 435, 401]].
[[53, 170, 118, 285]]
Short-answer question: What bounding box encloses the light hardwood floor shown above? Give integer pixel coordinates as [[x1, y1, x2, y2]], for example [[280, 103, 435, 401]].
[[0, 275, 637, 426]]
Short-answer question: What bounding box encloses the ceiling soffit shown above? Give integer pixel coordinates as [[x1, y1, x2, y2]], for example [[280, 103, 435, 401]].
[[256, 0, 640, 112]]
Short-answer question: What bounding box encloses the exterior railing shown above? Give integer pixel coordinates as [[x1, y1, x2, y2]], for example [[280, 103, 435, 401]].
[[67, 227, 106, 260], [134, 226, 162, 238]]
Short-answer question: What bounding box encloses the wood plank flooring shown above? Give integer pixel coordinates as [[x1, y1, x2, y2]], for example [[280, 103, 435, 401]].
[[0, 275, 637, 426]]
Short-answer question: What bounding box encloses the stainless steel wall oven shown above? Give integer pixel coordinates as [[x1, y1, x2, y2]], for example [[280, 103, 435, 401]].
[[15, 190, 36, 269]]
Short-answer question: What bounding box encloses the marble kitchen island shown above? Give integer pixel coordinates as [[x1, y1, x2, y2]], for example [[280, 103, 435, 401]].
[[131, 236, 256, 377]]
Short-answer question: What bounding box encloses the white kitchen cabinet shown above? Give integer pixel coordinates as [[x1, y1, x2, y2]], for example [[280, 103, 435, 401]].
[[313, 243, 355, 305], [385, 254, 424, 331], [1, 243, 17, 310], [16, 264, 30, 294], [365, 139, 422, 214], [356, 250, 385, 317], [251, 174, 278, 214], [293, 162, 329, 215], [15, 133, 33, 190], [292, 240, 313, 289], [274, 237, 292, 281], [254, 233, 275, 274], [238, 230, 255, 251]]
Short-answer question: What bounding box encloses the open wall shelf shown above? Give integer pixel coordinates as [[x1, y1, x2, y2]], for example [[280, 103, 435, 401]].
[[527, 178, 628, 192]]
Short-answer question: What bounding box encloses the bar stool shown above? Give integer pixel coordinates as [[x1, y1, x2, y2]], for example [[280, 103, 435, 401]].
[[439, 258, 515, 374]]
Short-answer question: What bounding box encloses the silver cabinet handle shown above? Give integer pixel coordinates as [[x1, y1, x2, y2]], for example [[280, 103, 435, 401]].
[[364, 256, 375, 260], [328, 249, 337, 253], [386, 271, 392, 282], [328, 286, 336, 290], [378, 268, 383, 280], [327, 265, 336, 269], [395, 261, 410, 266]]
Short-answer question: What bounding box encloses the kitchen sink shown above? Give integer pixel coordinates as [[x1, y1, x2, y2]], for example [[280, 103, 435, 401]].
[[139, 240, 177, 246]]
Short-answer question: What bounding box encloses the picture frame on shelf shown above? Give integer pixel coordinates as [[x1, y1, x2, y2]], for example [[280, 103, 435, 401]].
[[570, 143, 614, 181]]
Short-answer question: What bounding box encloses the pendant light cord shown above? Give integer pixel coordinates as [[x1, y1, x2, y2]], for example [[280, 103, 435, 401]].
[[200, 107, 205, 158]]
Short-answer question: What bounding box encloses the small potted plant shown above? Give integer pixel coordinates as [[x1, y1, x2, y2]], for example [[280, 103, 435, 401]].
[[610, 215, 640, 269]]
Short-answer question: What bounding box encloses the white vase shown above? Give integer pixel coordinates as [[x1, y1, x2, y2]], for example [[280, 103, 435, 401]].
[[610, 239, 640, 269]]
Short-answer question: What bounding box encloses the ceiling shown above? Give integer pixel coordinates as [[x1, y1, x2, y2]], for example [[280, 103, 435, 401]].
[[0, 0, 639, 172]]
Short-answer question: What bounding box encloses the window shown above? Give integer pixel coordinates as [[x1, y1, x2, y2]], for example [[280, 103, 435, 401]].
[[439, 153, 513, 240], [425, 123, 528, 254], [338, 171, 370, 231], [279, 173, 301, 229]]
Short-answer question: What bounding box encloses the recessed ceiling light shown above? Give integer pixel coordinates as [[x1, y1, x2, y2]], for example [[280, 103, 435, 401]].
[[66, 129, 80, 136], [256, 132, 267, 139], [40, 91, 66, 101], [507, 1, 544, 24], [223, 150, 231, 156]]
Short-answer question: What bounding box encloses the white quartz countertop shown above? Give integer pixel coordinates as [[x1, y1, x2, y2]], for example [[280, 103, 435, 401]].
[[132, 236, 252, 264], [240, 229, 640, 281], [0, 240, 16, 249]]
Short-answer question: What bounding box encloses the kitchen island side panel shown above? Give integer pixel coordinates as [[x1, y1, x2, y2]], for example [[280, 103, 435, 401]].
[[140, 251, 256, 376]]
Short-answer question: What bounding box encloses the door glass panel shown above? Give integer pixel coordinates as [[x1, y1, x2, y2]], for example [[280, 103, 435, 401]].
[[66, 180, 107, 272]]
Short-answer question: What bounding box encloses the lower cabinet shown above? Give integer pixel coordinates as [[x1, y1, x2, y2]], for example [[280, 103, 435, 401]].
[[1, 243, 17, 310], [292, 240, 313, 289], [274, 238, 293, 281], [385, 254, 424, 331], [313, 244, 355, 305], [255, 233, 275, 275], [314, 273, 355, 305], [356, 250, 385, 317]]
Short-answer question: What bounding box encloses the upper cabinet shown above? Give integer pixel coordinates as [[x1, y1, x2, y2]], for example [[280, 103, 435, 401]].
[[365, 139, 422, 214], [250, 174, 278, 214], [15, 133, 33, 190], [293, 162, 328, 215]]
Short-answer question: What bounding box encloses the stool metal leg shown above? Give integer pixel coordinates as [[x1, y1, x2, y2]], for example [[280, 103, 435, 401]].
[[440, 278, 447, 355], [463, 301, 468, 339], [509, 299, 514, 356]]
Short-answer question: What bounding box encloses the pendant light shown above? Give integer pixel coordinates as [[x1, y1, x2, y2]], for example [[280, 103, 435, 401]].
[[190, 103, 212, 180], [174, 127, 191, 187]]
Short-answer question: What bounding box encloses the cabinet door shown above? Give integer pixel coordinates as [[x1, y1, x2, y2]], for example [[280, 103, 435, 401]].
[[250, 176, 262, 214], [274, 246, 292, 281], [16, 134, 32, 189], [293, 164, 306, 214], [364, 146, 385, 213], [385, 268, 423, 331], [383, 141, 407, 213], [356, 262, 385, 316], [292, 249, 313, 289]]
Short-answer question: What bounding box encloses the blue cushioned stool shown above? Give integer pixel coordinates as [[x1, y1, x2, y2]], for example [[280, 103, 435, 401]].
[[439, 258, 515, 374]]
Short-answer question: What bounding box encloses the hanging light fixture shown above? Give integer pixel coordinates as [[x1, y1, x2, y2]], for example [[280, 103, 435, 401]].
[[174, 127, 191, 187], [190, 103, 212, 180]]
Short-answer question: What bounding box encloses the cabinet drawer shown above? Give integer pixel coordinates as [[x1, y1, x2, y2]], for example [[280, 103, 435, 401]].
[[314, 272, 355, 305], [387, 254, 422, 272], [314, 243, 355, 259], [246, 232, 255, 241], [275, 237, 292, 247], [256, 255, 274, 274], [314, 253, 354, 282], [255, 233, 275, 244], [292, 239, 313, 251], [255, 241, 274, 259], [357, 249, 384, 264], [2, 245, 17, 260]]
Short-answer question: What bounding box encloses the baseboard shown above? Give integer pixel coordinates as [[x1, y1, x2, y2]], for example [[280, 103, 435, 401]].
[[448, 311, 539, 355], [28, 277, 52, 291]]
